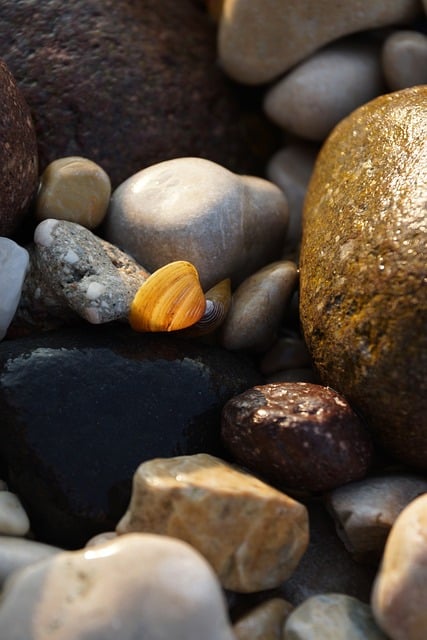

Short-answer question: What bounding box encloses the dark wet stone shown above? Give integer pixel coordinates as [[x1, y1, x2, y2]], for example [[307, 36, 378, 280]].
[[221, 382, 373, 493], [0, 325, 262, 548]]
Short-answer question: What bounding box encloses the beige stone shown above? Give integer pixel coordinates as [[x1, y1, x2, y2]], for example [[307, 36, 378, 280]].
[[116, 453, 309, 592], [0, 491, 30, 536], [234, 598, 293, 639], [382, 30, 427, 90], [218, 0, 421, 84], [372, 493, 427, 640]]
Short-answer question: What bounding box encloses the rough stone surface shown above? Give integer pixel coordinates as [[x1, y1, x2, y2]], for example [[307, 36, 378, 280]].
[[0, 536, 60, 587], [371, 493, 427, 640], [0, 238, 29, 340], [233, 598, 293, 639], [103, 157, 289, 290], [221, 382, 373, 493], [0, 59, 38, 237], [0, 1, 256, 188], [218, 0, 421, 84], [299, 86, 427, 469], [382, 30, 427, 90], [0, 533, 236, 640], [116, 453, 309, 593], [0, 326, 261, 547]]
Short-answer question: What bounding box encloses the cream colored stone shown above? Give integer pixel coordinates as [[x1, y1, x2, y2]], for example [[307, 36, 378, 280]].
[[0, 491, 30, 536], [382, 30, 427, 90], [116, 453, 309, 593], [372, 493, 427, 640], [85, 531, 118, 547], [220, 261, 298, 352], [218, 0, 421, 84], [0, 533, 235, 640], [0, 536, 60, 587], [234, 598, 293, 639], [36, 156, 111, 229]]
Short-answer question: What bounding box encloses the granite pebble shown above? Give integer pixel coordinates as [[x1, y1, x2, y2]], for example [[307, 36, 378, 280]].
[[382, 30, 427, 90]]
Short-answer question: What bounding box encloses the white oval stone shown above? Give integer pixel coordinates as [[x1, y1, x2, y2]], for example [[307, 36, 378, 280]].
[[0, 536, 60, 587], [0, 491, 30, 536], [0, 238, 29, 340]]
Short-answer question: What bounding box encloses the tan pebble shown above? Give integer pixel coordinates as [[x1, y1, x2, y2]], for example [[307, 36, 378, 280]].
[[220, 261, 298, 352], [36, 156, 111, 229], [0, 491, 30, 536], [116, 453, 309, 593], [382, 30, 427, 90], [234, 597, 293, 639], [85, 531, 118, 547], [372, 493, 427, 640]]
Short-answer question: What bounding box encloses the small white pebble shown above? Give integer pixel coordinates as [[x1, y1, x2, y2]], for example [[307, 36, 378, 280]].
[[34, 218, 59, 247], [0, 492, 30, 537], [86, 282, 106, 300]]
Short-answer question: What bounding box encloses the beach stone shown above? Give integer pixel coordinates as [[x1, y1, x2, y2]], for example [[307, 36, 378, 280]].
[[0, 533, 236, 640], [263, 39, 385, 142], [265, 368, 320, 384], [220, 261, 298, 352], [299, 86, 427, 469], [260, 335, 312, 377], [0, 537, 60, 587], [0, 325, 261, 547], [382, 30, 427, 90], [103, 157, 289, 290], [116, 453, 309, 593], [372, 493, 427, 639], [0, 1, 254, 188], [284, 593, 388, 639], [0, 491, 30, 536], [234, 598, 293, 639], [221, 382, 373, 493], [36, 156, 111, 229], [218, 0, 421, 84], [326, 474, 427, 563], [0, 238, 29, 340]]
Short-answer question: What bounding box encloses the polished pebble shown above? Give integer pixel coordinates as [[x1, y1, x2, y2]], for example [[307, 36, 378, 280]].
[[0, 491, 30, 536], [116, 453, 309, 593], [260, 334, 312, 376], [382, 30, 427, 90], [234, 598, 293, 639], [0, 536, 60, 587], [0, 237, 29, 340]]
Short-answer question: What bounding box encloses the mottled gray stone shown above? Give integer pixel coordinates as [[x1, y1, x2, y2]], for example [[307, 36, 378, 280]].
[[382, 30, 427, 90]]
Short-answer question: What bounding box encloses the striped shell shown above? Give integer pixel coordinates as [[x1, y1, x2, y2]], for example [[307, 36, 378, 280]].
[[188, 278, 232, 336]]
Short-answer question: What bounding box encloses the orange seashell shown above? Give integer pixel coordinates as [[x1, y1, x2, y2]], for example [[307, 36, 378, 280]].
[[129, 261, 206, 332]]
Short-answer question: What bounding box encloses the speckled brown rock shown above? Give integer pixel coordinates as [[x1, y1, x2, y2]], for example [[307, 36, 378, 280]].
[[221, 382, 373, 492], [0, 1, 254, 188], [0, 59, 38, 237], [299, 86, 427, 470]]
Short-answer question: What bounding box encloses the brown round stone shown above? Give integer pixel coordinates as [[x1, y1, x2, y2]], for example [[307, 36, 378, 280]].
[[221, 382, 373, 493], [0, 59, 38, 237]]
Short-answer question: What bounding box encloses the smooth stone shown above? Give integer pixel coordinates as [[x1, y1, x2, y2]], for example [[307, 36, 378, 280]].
[[299, 86, 427, 470], [382, 30, 427, 90], [220, 261, 298, 352], [371, 493, 427, 640], [0, 325, 261, 547], [0, 60, 38, 236], [325, 474, 427, 563], [0, 533, 236, 640], [116, 453, 309, 593], [218, 0, 421, 84], [233, 598, 293, 639], [221, 382, 373, 493], [0, 1, 254, 188], [0, 238, 29, 340], [85, 531, 118, 547], [266, 143, 318, 252], [260, 335, 312, 376], [284, 593, 388, 639], [103, 157, 289, 290], [36, 156, 111, 228], [265, 368, 321, 384], [0, 536, 61, 587], [0, 491, 30, 536]]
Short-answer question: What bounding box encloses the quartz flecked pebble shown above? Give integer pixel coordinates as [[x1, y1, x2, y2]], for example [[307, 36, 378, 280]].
[[0, 536, 60, 587], [0, 533, 236, 640], [116, 453, 309, 593], [325, 474, 427, 563], [218, 0, 421, 84], [0, 491, 30, 537], [264, 39, 384, 142], [220, 261, 298, 352], [221, 382, 373, 493], [283, 593, 388, 639], [0, 238, 29, 340], [382, 30, 427, 90], [103, 157, 289, 290], [36, 156, 112, 229], [233, 598, 293, 640], [371, 493, 427, 640]]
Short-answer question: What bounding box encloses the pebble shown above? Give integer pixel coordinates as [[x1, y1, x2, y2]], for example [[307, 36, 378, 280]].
[[116, 453, 309, 593], [0, 533, 236, 640], [217, 0, 421, 84], [0, 325, 261, 547], [382, 30, 427, 90], [325, 474, 427, 562], [103, 157, 289, 290], [299, 85, 427, 470], [283, 593, 388, 639], [233, 598, 293, 639], [264, 39, 384, 142], [221, 382, 373, 493], [265, 368, 320, 384], [36, 156, 112, 228], [0, 536, 60, 587], [220, 261, 298, 352], [0, 238, 29, 340], [260, 334, 313, 376], [0, 491, 30, 537]]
